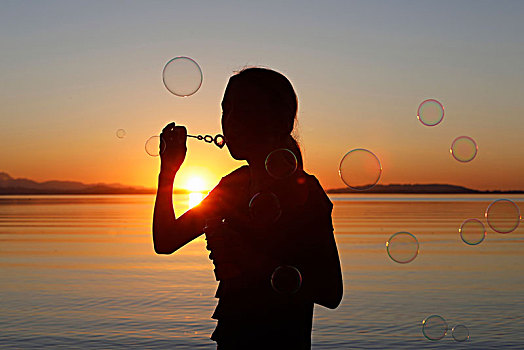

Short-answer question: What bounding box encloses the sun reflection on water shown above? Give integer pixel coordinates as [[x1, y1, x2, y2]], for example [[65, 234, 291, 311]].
[[188, 192, 204, 209]]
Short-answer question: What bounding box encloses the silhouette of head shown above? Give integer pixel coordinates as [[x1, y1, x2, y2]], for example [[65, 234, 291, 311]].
[[221, 68, 300, 164]]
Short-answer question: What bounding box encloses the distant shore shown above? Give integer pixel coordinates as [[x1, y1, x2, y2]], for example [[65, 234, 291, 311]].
[[326, 184, 524, 194], [0, 187, 180, 195], [0, 184, 522, 195], [1, 172, 522, 195]]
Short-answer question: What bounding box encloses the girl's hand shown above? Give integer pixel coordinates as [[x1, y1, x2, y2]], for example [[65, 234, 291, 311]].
[[159, 122, 187, 176]]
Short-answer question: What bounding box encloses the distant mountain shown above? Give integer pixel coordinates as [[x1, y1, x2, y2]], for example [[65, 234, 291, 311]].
[[327, 183, 524, 194], [0, 172, 159, 195], [1, 172, 522, 195]]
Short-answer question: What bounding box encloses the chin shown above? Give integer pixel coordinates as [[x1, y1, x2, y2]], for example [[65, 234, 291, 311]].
[[226, 145, 247, 161]]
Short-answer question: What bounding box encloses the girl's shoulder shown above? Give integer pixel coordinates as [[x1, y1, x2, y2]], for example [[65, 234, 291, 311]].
[[217, 165, 250, 190], [222, 165, 250, 181], [212, 166, 332, 214], [196, 166, 249, 218]]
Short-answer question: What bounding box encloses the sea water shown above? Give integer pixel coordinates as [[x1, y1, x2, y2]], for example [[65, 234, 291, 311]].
[[1, 194, 523, 349]]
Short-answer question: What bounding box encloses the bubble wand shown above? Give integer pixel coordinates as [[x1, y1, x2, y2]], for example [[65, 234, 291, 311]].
[[187, 133, 225, 149]]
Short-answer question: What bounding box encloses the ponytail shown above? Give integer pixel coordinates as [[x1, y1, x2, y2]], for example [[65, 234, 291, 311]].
[[285, 135, 303, 171]]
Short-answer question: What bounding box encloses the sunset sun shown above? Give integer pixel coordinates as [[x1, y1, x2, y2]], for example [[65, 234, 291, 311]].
[[185, 176, 206, 192]]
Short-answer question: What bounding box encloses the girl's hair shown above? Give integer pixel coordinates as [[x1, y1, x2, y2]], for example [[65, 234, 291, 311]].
[[231, 67, 303, 170]]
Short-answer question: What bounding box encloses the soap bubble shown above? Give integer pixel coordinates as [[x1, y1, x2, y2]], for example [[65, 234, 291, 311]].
[[485, 199, 521, 234], [162, 56, 203, 97], [450, 136, 478, 162], [271, 265, 302, 294], [265, 148, 298, 179], [386, 231, 419, 264], [417, 99, 444, 126], [452, 324, 470, 342], [459, 218, 486, 245], [145, 136, 166, 157], [422, 315, 448, 341], [339, 148, 382, 190], [249, 191, 281, 225], [116, 129, 126, 139]]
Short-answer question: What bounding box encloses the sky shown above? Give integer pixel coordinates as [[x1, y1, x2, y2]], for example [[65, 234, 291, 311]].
[[1, 0, 523, 191]]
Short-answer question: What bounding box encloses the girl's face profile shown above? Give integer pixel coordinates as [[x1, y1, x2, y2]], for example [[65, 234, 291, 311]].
[[221, 80, 271, 161]]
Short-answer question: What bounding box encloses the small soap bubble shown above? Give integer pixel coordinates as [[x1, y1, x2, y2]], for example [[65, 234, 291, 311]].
[[116, 128, 127, 139], [339, 148, 382, 190], [265, 148, 298, 179], [386, 231, 419, 264], [450, 136, 478, 162], [485, 199, 521, 234], [417, 99, 444, 126], [271, 265, 302, 294], [422, 315, 448, 341], [459, 218, 486, 245], [249, 191, 281, 225], [452, 324, 470, 342], [145, 136, 166, 157], [162, 56, 203, 97]]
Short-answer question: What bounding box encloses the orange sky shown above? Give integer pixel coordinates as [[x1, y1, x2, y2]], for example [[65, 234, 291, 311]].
[[1, 2, 523, 191]]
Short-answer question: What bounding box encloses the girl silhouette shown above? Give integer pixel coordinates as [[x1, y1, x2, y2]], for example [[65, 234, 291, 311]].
[[153, 67, 342, 349]]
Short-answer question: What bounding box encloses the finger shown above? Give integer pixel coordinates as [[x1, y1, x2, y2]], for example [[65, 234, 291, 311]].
[[160, 130, 176, 144], [174, 126, 187, 144], [160, 125, 187, 148], [162, 122, 176, 133]]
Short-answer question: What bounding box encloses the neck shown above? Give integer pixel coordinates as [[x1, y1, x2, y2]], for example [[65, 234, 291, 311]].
[[247, 152, 273, 195], [245, 136, 288, 194]]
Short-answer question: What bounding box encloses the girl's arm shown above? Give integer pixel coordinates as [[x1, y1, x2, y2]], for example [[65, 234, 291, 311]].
[[293, 215, 343, 309], [285, 179, 343, 309], [152, 123, 205, 254], [310, 223, 343, 309]]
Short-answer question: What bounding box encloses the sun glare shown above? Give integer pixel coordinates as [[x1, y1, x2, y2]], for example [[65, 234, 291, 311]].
[[185, 176, 206, 209], [188, 192, 204, 208], [186, 176, 206, 192]]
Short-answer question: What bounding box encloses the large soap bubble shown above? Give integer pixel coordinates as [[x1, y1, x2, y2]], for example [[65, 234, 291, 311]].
[[386, 231, 419, 264], [422, 315, 448, 341], [162, 56, 203, 97], [417, 99, 444, 126], [339, 148, 382, 191], [271, 265, 302, 295], [450, 136, 478, 163], [452, 324, 470, 342], [249, 191, 282, 226], [265, 148, 298, 179], [145, 136, 166, 157], [459, 218, 486, 245], [485, 199, 521, 234]]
